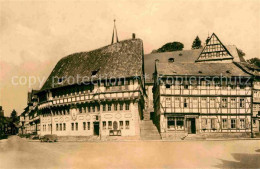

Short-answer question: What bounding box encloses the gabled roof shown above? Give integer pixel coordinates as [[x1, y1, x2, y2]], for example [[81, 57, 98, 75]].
[[156, 62, 251, 77], [196, 33, 234, 62], [41, 39, 143, 90], [144, 45, 244, 83]]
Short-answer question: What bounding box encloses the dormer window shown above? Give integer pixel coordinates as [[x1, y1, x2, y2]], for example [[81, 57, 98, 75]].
[[168, 58, 175, 62], [198, 71, 202, 74], [165, 84, 171, 88], [226, 70, 231, 74], [91, 69, 100, 77], [58, 77, 66, 84]]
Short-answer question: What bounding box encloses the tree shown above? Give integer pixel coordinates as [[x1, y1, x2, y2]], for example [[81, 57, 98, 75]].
[[11, 109, 18, 123], [154, 42, 184, 53], [191, 36, 202, 49], [247, 57, 260, 68]]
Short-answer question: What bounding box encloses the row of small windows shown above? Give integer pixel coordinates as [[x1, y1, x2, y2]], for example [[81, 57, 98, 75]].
[[52, 79, 139, 98], [167, 118, 249, 130], [164, 97, 247, 108], [42, 103, 130, 117], [102, 121, 130, 130], [43, 121, 130, 131], [164, 81, 250, 89]]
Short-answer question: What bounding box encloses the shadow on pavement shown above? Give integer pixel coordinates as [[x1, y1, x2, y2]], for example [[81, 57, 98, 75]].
[[215, 150, 260, 168]]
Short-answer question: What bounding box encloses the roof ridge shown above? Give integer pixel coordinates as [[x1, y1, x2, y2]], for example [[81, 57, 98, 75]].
[[61, 38, 142, 61]]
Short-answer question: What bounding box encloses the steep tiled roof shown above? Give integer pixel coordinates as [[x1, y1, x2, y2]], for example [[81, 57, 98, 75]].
[[156, 62, 251, 77], [144, 45, 245, 83], [41, 39, 143, 90]]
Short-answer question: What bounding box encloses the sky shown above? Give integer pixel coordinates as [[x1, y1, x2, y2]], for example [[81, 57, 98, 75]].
[[0, 0, 260, 117]]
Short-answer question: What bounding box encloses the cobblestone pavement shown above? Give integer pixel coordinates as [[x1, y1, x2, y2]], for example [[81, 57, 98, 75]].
[[0, 136, 259, 169]]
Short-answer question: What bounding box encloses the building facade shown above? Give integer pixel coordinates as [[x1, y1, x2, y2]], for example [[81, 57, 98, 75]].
[[152, 33, 254, 139], [37, 37, 145, 138], [19, 90, 40, 135], [153, 62, 252, 139]]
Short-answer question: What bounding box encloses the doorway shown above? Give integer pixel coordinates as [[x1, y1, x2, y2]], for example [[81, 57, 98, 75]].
[[93, 122, 99, 136], [187, 118, 196, 134]]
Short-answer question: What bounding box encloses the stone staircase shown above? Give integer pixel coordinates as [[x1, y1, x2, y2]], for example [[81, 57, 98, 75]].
[[140, 120, 161, 140]]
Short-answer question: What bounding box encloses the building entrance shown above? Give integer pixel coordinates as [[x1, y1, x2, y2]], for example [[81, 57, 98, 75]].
[[93, 122, 99, 136], [187, 118, 196, 134]]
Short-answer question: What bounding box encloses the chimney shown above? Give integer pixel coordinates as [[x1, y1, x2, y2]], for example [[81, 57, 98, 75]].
[[132, 33, 136, 39]]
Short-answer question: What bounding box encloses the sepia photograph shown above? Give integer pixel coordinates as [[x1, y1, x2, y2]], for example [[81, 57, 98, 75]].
[[0, 0, 260, 168]]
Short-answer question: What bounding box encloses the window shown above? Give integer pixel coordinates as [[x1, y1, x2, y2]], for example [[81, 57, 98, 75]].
[[114, 104, 118, 111], [108, 121, 112, 129], [103, 121, 106, 130], [184, 98, 188, 108], [88, 106, 91, 113], [240, 119, 245, 129], [103, 104, 106, 111], [221, 98, 227, 108], [108, 104, 112, 111], [210, 98, 216, 108], [166, 97, 171, 107], [231, 119, 236, 129], [83, 122, 86, 130], [120, 103, 124, 110], [119, 121, 123, 129], [125, 121, 130, 129], [192, 98, 198, 108], [206, 81, 211, 87], [176, 118, 184, 130], [222, 81, 227, 89], [240, 98, 245, 108], [92, 106, 95, 112], [75, 123, 78, 131], [71, 123, 74, 131], [125, 103, 130, 110], [60, 123, 62, 131], [201, 98, 207, 108], [167, 117, 175, 129], [175, 97, 180, 108], [222, 119, 227, 129], [97, 105, 100, 111], [184, 85, 189, 89], [56, 124, 59, 131], [87, 122, 90, 130], [231, 98, 236, 108], [167, 117, 184, 130], [211, 119, 216, 129], [240, 84, 246, 89], [63, 123, 66, 131], [165, 84, 171, 89]]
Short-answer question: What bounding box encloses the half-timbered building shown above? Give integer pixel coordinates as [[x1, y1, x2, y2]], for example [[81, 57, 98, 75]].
[[144, 33, 246, 120], [152, 33, 253, 139], [37, 35, 145, 138]]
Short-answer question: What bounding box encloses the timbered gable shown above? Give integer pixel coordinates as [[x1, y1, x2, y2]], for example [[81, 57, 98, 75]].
[[196, 33, 233, 62]]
